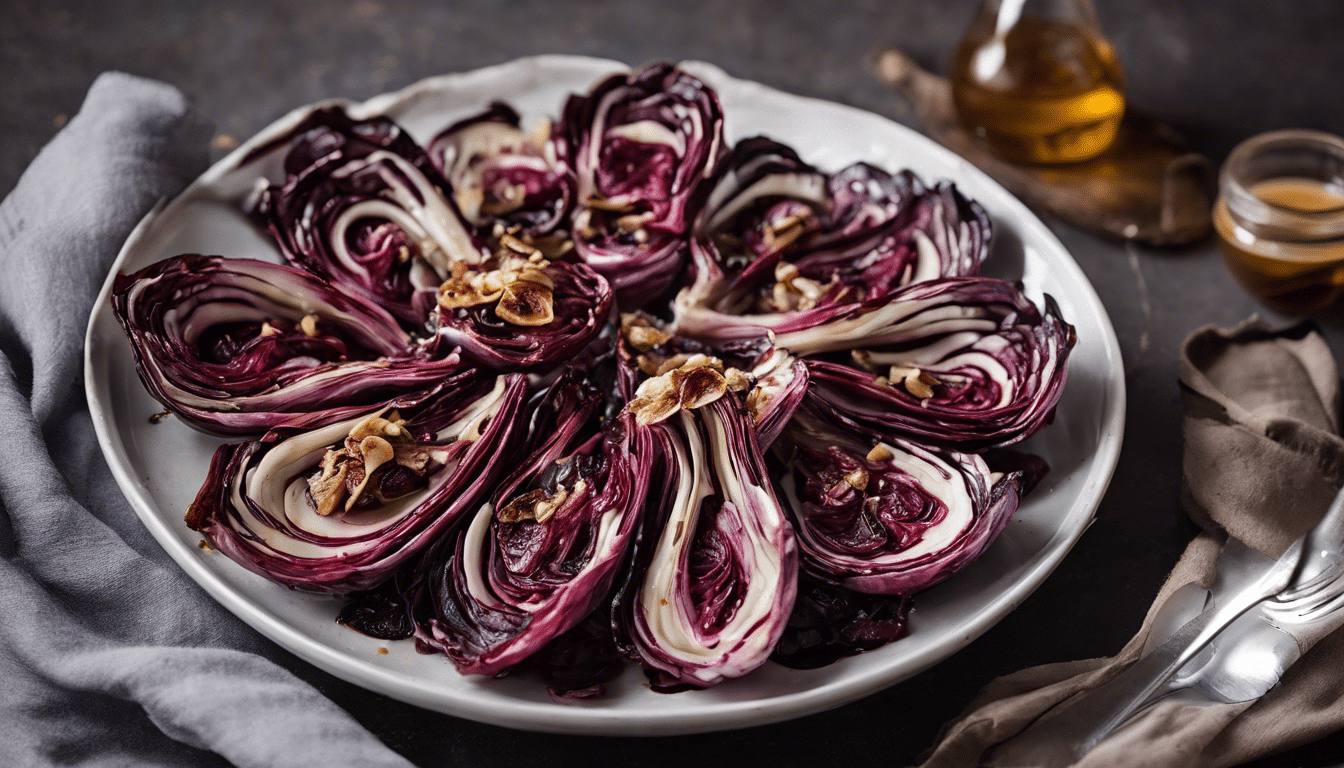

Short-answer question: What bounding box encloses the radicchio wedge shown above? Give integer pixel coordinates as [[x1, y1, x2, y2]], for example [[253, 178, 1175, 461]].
[[185, 374, 528, 594], [617, 394, 798, 691], [432, 255, 614, 371], [111, 254, 468, 436], [788, 277, 1075, 451], [674, 140, 989, 345], [779, 407, 1022, 595], [562, 62, 724, 307], [254, 108, 485, 328], [410, 375, 649, 676], [427, 102, 572, 237]]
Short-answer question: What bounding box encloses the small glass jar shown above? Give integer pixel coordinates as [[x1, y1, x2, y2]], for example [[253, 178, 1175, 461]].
[[1215, 130, 1344, 314]]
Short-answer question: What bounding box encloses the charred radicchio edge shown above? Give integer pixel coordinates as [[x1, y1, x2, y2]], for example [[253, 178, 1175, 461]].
[[109, 61, 1077, 697]]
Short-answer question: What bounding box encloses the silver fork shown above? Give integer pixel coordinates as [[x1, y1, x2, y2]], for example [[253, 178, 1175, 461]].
[[999, 485, 1344, 764]]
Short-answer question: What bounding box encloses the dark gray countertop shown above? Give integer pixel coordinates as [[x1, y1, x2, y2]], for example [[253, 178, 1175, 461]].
[[5, 1, 1344, 765]]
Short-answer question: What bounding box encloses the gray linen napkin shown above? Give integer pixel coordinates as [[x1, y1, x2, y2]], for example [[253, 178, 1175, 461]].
[[918, 319, 1344, 768], [0, 72, 413, 768]]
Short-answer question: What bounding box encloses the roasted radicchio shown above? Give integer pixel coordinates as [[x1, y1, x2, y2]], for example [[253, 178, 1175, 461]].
[[255, 109, 485, 328], [410, 375, 649, 675], [111, 254, 467, 436], [111, 61, 1077, 697], [562, 63, 724, 307], [186, 375, 528, 593]]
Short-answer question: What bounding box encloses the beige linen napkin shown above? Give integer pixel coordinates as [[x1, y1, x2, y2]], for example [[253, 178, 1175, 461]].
[[919, 319, 1344, 768]]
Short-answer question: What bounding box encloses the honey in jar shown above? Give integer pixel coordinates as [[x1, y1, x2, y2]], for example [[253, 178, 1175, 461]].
[[1215, 131, 1344, 314], [950, 0, 1126, 165]]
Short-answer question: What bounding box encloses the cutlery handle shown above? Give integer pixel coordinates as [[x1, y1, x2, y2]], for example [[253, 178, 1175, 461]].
[[1005, 588, 1269, 762]]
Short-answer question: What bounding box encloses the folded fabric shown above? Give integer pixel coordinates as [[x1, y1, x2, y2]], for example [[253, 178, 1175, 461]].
[[0, 72, 412, 768], [919, 319, 1344, 768]]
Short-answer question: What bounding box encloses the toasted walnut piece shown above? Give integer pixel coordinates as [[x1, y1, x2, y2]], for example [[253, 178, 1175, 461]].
[[309, 450, 351, 517], [615, 213, 654, 233], [396, 245, 412, 264], [585, 195, 635, 213], [873, 376, 890, 387], [348, 414, 404, 442], [635, 355, 662, 376], [679, 354, 724, 373], [850, 349, 875, 371], [259, 322, 280, 338], [774, 261, 801, 283], [299, 314, 321, 337], [745, 386, 768, 419], [344, 436, 396, 511], [894, 367, 937, 400], [724, 368, 752, 392], [867, 444, 895, 463], [678, 366, 728, 410], [438, 274, 501, 310], [627, 325, 672, 352], [655, 353, 692, 376], [844, 467, 870, 491], [500, 233, 540, 257], [497, 485, 570, 524], [496, 282, 554, 326]]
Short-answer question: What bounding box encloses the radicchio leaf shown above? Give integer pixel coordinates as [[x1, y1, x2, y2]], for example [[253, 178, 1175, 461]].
[[779, 407, 1021, 595], [409, 375, 650, 676], [431, 257, 615, 371], [254, 107, 485, 328], [616, 395, 798, 691], [787, 277, 1075, 451], [674, 140, 990, 345], [111, 254, 469, 436], [426, 102, 573, 237], [770, 574, 912, 670], [185, 374, 528, 594], [562, 62, 724, 307]]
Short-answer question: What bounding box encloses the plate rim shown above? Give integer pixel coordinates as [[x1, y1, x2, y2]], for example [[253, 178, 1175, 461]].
[[83, 54, 1126, 735]]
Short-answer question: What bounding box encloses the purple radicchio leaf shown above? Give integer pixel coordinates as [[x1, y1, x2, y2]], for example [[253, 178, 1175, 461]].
[[253, 107, 486, 329], [430, 258, 615, 371], [185, 374, 529, 594], [674, 141, 991, 346], [111, 254, 469, 437], [770, 573, 912, 670], [615, 394, 798, 691], [778, 405, 1022, 595], [408, 375, 651, 676], [562, 62, 725, 308], [524, 609, 627, 702], [426, 102, 573, 237], [783, 276, 1076, 451]]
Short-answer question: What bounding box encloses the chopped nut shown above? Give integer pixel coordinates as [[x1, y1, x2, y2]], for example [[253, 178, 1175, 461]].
[[148, 409, 171, 425], [635, 355, 662, 376], [850, 349, 875, 371], [678, 366, 728, 410], [376, 647, 389, 656], [774, 261, 801, 283], [197, 539, 213, 552], [654, 353, 692, 376], [626, 355, 730, 425], [497, 485, 570, 524], [259, 322, 281, 338], [745, 386, 768, 418], [724, 368, 752, 392], [620, 313, 674, 351], [867, 444, 895, 463], [396, 245, 412, 263], [309, 449, 351, 517], [495, 282, 554, 326], [892, 367, 938, 400], [299, 314, 321, 337], [844, 467, 870, 491], [585, 195, 634, 213], [615, 213, 654, 233], [500, 233, 540, 257]]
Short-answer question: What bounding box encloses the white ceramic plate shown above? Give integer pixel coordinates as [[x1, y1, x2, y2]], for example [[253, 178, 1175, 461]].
[[84, 55, 1125, 736]]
